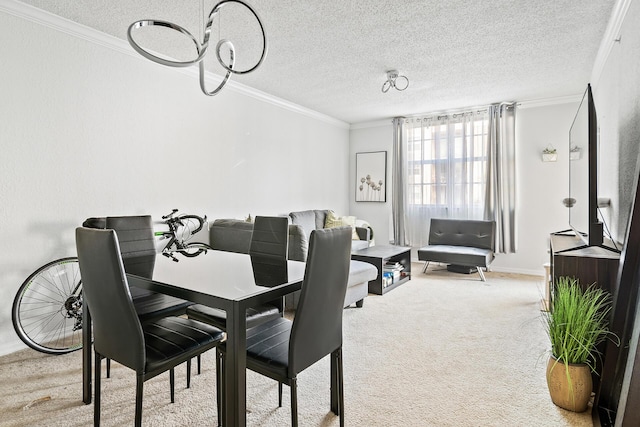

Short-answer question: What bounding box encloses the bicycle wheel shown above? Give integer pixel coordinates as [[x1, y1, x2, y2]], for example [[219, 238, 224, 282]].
[[176, 215, 206, 240], [12, 257, 84, 354], [177, 242, 213, 257]]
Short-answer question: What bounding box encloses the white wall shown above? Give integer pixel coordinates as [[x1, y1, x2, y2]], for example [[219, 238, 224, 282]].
[[492, 101, 580, 274], [0, 9, 349, 356], [348, 101, 580, 276], [589, 1, 640, 419], [349, 123, 394, 246], [592, 0, 640, 245]]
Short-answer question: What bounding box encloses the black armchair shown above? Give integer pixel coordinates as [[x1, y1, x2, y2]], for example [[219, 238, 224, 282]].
[[76, 227, 225, 426]]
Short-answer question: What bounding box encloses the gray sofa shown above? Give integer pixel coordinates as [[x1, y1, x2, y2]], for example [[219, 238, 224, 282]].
[[288, 209, 371, 257], [417, 218, 496, 281], [209, 217, 378, 309]]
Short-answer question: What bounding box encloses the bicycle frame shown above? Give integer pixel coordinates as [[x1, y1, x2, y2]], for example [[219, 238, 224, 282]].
[[155, 209, 211, 261]]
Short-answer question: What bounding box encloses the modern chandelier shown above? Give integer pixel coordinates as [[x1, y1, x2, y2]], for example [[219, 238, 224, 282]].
[[127, 0, 267, 96], [381, 69, 409, 93]]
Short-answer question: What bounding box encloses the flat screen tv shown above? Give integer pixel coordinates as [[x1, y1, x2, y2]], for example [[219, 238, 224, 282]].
[[568, 83, 603, 247]]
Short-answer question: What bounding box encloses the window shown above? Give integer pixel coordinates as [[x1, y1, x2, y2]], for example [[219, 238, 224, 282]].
[[393, 104, 516, 251], [405, 112, 489, 218]]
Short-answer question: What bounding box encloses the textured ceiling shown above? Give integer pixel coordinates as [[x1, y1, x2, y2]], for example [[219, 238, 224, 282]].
[[17, 0, 617, 124]]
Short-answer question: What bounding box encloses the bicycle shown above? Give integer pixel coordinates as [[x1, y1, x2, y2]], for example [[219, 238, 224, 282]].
[[12, 210, 212, 354], [155, 209, 213, 262], [11, 257, 83, 354]]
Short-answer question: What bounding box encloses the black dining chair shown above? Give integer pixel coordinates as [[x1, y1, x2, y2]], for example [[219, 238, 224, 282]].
[[186, 216, 289, 367], [249, 215, 290, 258], [83, 215, 194, 321], [84, 216, 195, 380], [76, 227, 225, 427], [186, 216, 289, 414], [105, 215, 195, 317], [217, 226, 352, 426]]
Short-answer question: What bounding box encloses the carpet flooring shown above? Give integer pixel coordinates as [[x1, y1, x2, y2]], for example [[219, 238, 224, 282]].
[[0, 264, 594, 426]]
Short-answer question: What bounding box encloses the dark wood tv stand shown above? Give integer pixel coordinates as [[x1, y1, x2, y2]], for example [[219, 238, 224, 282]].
[[549, 233, 620, 295], [549, 233, 621, 395]]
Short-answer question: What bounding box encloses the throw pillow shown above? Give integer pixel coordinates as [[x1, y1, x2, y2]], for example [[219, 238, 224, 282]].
[[324, 211, 360, 240]]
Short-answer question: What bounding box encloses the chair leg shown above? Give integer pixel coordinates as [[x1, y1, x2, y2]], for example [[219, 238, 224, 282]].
[[135, 375, 144, 427], [290, 377, 298, 427], [170, 368, 175, 403], [477, 266, 486, 281], [337, 349, 345, 427], [94, 352, 101, 427], [422, 261, 430, 273], [198, 354, 202, 375], [106, 358, 111, 378], [187, 359, 191, 389], [278, 382, 283, 407], [216, 349, 223, 427]]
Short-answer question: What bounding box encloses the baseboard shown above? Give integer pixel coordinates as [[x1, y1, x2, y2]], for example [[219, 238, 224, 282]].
[[489, 266, 545, 277], [0, 341, 26, 357]]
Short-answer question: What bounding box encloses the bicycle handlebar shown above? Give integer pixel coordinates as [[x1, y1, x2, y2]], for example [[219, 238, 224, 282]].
[[162, 208, 179, 220]]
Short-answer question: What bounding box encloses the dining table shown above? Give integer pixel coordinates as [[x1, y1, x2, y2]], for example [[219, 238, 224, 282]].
[[82, 250, 307, 426]]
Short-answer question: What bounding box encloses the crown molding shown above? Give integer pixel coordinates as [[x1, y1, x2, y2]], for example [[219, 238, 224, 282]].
[[350, 94, 582, 130], [0, 0, 349, 130], [516, 94, 583, 109], [0, 0, 133, 54], [350, 119, 393, 130], [591, 0, 632, 86]]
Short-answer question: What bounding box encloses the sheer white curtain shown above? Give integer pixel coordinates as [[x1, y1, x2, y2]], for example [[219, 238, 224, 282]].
[[398, 111, 490, 247], [393, 105, 516, 252]]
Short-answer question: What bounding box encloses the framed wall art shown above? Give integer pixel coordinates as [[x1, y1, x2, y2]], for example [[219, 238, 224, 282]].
[[355, 151, 386, 202]]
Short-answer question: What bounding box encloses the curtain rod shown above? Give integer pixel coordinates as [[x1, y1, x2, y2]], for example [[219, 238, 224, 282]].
[[393, 102, 516, 122]]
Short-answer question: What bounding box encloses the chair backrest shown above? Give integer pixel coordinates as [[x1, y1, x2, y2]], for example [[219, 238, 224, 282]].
[[428, 218, 496, 252], [76, 227, 145, 372], [289, 227, 351, 375], [105, 216, 157, 279], [250, 254, 289, 288], [249, 216, 289, 259]]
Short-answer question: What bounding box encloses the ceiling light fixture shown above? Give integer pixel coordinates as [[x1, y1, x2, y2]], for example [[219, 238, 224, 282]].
[[381, 69, 409, 93], [127, 0, 267, 96]]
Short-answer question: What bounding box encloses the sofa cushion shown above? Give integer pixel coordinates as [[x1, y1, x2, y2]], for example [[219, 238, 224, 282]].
[[287, 224, 308, 262], [348, 260, 378, 286], [314, 210, 330, 230], [289, 210, 320, 243], [324, 210, 360, 240], [286, 259, 377, 310], [417, 244, 494, 268], [351, 240, 369, 252], [428, 218, 495, 251], [209, 219, 253, 254]]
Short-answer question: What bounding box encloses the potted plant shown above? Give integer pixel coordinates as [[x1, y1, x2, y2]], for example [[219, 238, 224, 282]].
[[543, 276, 614, 412], [542, 146, 558, 162]]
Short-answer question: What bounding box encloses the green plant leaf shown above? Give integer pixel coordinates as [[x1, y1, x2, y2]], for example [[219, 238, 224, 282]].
[[542, 276, 616, 371]]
